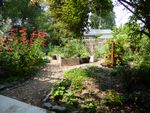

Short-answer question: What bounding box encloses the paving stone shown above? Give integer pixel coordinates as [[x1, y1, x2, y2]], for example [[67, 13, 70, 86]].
[[0, 95, 47, 113]]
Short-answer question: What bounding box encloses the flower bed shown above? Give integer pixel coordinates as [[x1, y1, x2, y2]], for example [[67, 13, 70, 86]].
[[0, 25, 47, 83]]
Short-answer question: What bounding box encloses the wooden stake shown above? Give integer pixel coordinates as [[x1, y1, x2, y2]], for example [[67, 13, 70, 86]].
[[111, 41, 115, 66]]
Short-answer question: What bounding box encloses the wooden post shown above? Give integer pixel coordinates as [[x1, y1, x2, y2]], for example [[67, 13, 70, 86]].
[[111, 41, 115, 66]]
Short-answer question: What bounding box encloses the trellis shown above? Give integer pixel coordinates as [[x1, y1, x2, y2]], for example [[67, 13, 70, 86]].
[[102, 41, 123, 67]]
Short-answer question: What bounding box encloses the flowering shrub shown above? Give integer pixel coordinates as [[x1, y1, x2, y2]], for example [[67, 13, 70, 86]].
[[0, 26, 47, 80]]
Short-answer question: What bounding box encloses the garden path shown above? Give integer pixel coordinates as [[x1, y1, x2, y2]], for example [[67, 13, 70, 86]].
[[0, 60, 100, 107]]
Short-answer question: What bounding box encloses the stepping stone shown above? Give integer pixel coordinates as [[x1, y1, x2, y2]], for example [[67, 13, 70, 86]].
[[0, 95, 47, 113]]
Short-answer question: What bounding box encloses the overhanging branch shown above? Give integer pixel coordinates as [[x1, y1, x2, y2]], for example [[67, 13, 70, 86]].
[[118, 0, 134, 14], [118, 0, 146, 24]]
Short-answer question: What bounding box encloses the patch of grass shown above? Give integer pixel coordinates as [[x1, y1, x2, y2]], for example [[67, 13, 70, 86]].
[[64, 68, 91, 90]]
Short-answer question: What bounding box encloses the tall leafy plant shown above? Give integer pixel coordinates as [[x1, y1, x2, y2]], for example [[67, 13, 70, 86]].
[[63, 40, 89, 58]]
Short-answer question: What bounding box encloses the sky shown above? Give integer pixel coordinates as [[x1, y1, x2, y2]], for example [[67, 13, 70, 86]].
[[113, 0, 132, 26]]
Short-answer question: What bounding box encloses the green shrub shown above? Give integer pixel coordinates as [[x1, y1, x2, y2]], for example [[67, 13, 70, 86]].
[[48, 40, 90, 58], [63, 40, 90, 58], [95, 44, 106, 58], [48, 45, 63, 56], [112, 24, 150, 87]]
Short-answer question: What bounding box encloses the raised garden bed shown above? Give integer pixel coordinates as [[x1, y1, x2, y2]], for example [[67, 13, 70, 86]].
[[61, 56, 92, 66], [61, 58, 80, 66], [79, 57, 90, 64]]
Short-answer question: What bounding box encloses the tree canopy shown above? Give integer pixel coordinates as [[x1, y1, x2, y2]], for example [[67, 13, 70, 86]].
[[0, 0, 114, 43], [90, 10, 115, 29], [0, 0, 43, 27], [46, 0, 113, 39]]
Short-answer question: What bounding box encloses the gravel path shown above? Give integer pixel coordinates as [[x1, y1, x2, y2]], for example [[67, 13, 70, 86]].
[[0, 60, 100, 106]]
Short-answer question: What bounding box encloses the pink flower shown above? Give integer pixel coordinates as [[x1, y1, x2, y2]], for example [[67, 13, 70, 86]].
[[30, 38, 34, 41], [32, 33, 38, 37], [19, 30, 25, 33], [26, 39, 29, 43], [20, 38, 27, 43]]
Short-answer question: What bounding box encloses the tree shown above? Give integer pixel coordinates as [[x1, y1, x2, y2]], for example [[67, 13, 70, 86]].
[[90, 11, 115, 29], [47, 0, 89, 39], [117, 0, 150, 38], [0, 0, 43, 27], [46, 0, 113, 39]]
